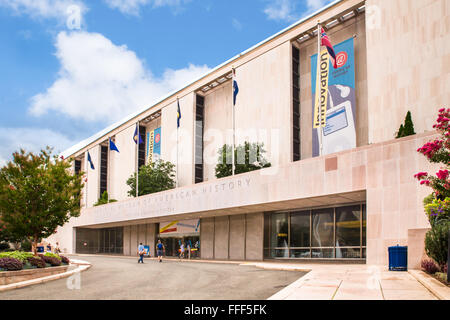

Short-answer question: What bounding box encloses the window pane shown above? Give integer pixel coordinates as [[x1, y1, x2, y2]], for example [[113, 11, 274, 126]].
[[270, 213, 289, 249], [362, 204, 366, 246], [311, 208, 334, 247], [335, 205, 361, 247], [264, 213, 271, 249], [271, 249, 289, 258], [312, 248, 334, 258], [336, 248, 361, 259], [290, 249, 310, 258], [290, 211, 310, 247]]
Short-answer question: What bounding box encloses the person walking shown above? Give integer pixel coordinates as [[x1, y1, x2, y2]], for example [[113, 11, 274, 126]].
[[138, 242, 145, 264], [156, 239, 164, 263], [179, 242, 185, 260]]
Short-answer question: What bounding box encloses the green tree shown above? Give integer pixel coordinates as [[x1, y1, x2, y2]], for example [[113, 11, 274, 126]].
[[0, 147, 83, 254], [424, 220, 449, 269], [215, 142, 271, 178], [396, 111, 416, 138], [93, 191, 117, 206], [127, 160, 176, 197]]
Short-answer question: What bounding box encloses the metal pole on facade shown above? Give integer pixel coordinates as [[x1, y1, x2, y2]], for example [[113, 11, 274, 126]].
[[316, 21, 323, 156], [231, 67, 236, 176], [85, 151, 88, 208], [176, 97, 179, 188], [107, 138, 110, 202], [136, 122, 139, 198]]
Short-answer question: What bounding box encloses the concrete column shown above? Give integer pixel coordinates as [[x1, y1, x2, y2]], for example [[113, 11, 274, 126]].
[[214, 216, 230, 260], [229, 215, 245, 260], [146, 224, 157, 257], [200, 218, 214, 259], [245, 213, 264, 261], [130, 225, 138, 256], [123, 226, 131, 256]]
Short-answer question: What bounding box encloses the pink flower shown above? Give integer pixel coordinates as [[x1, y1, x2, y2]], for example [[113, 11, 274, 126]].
[[436, 170, 449, 180], [420, 180, 431, 186], [414, 172, 428, 180]]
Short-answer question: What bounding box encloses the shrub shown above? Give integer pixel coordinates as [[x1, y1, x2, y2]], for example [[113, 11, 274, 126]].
[[44, 252, 62, 261], [60, 255, 70, 264], [20, 240, 32, 252], [0, 251, 34, 263], [39, 254, 61, 266], [424, 221, 450, 268], [421, 259, 440, 274], [0, 257, 23, 271], [27, 256, 46, 268]]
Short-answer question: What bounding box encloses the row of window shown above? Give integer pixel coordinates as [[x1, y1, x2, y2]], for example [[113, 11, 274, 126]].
[[264, 204, 366, 259]]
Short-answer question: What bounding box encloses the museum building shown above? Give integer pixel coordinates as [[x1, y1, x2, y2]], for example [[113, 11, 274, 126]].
[[48, 0, 450, 267]]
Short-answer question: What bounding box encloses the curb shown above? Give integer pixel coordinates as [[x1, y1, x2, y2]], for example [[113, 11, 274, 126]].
[[0, 260, 91, 292], [408, 269, 450, 300]]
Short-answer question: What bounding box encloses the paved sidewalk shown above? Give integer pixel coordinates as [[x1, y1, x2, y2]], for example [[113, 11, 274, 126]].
[[242, 262, 443, 300]]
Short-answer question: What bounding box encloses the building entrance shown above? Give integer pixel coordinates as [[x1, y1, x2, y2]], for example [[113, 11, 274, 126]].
[[160, 236, 200, 259]]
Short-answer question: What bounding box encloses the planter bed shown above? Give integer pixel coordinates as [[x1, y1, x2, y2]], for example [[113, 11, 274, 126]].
[[0, 265, 69, 285]]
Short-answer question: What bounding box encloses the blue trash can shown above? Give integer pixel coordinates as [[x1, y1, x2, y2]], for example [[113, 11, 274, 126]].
[[388, 245, 408, 271]]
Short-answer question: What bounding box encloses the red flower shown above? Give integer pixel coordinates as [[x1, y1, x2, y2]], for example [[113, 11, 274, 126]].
[[436, 170, 449, 180], [414, 172, 428, 180], [420, 180, 431, 186]]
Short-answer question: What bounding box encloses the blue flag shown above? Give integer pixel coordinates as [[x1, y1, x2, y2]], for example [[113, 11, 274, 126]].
[[109, 138, 120, 153], [133, 125, 143, 144], [177, 100, 181, 128], [87, 152, 95, 170], [233, 79, 239, 106]]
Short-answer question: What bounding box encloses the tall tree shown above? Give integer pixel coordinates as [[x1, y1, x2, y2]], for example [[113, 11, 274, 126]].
[[0, 147, 83, 254], [127, 160, 176, 197], [215, 142, 272, 178]]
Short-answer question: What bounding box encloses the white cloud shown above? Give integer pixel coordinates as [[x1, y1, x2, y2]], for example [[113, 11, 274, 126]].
[[29, 31, 211, 123], [232, 18, 242, 31], [0, 127, 76, 166], [0, 0, 87, 24], [264, 0, 297, 22], [264, 0, 333, 23], [103, 0, 191, 16]]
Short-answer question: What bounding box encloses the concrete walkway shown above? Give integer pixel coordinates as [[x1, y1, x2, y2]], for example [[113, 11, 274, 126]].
[[243, 262, 443, 300]]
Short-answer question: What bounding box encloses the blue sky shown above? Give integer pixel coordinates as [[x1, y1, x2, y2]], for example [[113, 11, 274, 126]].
[[0, 0, 332, 164]]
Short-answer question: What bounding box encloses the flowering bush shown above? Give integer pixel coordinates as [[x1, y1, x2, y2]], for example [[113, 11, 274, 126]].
[[421, 259, 440, 274], [0, 257, 23, 271], [424, 198, 450, 225], [416, 107, 450, 201]]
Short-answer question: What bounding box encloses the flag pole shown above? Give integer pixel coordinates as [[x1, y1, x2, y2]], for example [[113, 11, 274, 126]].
[[107, 137, 110, 202], [316, 21, 324, 156], [176, 97, 179, 188], [231, 67, 236, 176], [136, 122, 139, 198], [85, 150, 89, 208]]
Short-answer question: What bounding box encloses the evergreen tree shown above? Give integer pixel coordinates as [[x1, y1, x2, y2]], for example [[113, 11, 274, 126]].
[[403, 111, 416, 136]]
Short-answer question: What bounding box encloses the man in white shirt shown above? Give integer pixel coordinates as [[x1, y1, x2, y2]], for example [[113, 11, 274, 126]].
[[138, 243, 145, 264]]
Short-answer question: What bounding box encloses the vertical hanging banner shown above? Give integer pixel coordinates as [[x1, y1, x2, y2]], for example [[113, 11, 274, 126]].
[[313, 49, 330, 129], [153, 127, 161, 161], [146, 127, 161, 164], [311, 37, 357, 157], [147, 130, 154, 164]]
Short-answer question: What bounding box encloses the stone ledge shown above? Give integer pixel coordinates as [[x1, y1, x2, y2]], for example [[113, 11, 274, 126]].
[[0, 260, 91, 292], [0, 265, 69, 285], [408, 269, 450, 300]]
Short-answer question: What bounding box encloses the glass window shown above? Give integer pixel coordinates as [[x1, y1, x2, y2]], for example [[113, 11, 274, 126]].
[[290, 211, 310, 248], [362, 204, 366, 246], [335, 205, 361, 248], [336, 248, 361, 259], [290, 249, 310, 258], [312, 248, 334, 258], [311, 208, 334, 247], [270, 213, 288, 249]]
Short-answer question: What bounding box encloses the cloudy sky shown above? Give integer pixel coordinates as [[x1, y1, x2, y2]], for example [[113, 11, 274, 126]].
[[0, 0, 333, 165]]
